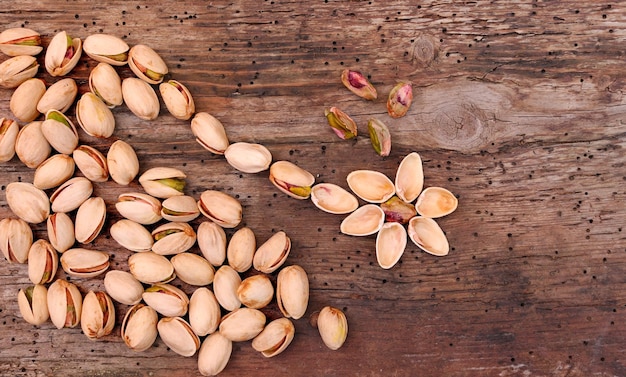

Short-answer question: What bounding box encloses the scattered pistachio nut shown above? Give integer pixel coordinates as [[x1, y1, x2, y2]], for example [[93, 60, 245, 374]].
[[189, 287, 221, 337], [252, 231, 291, 274], [104, 270, 144, 306], [224, 142, 272, 174], [0, 28, 43, 56], [197, 190, 242, 229], [83, 33, 129, 66], [151, 222, 196, 256], [0, 117, 19, 162], [60, 248, 110, 278], [14, 121, 51, 168], [115, 192, 162, 225], [47, 279, 82, 329], [190, 112, 229, 154], [367, 118, 391, 157], [139, 167, 186, 199], [237, 274, 274, 309], [161, 195, 200, 222], [27, 239, 58, 284], [50, 177, 93, 213], [44, 31, 82, 77], [269, 160, 315, 200], [341, 69, 377, 100], [157, 317, 200, 357], [0, 55, 39, 88], [73, 145, 109, 183], [276, 265, 309, 320], [142, 283, 189, 317], [387, 81, 413, 118], [197, 221, 227, 266], [381, 196, 417, 224], [89, 62, 123, 108], [171, 252, 215, 286], [325, 106, 357, 140], [81, 291, 115, 340], [46, 212, 75, 253], [128, 44, 168, 84], [251, 317, 295, 358], [107, 140, 139, 186], [213, 265, 242, 312], [121, 303, 158, 352], [74, 197, 107, 244], [227, 227, 256, 273], [37, 77, 78, 114], [197, 332, 232, 376], [0, 217, 33, 263], [128, 251, 175, 284], [219, 307, 266, 342], [17, 284, 49, 326], [10, 78, 45, 122], [110, 219, 154, 253], [121, 77, 160, 120], [317, 306, 348, 350], [76, 92, 116, 138], [41, 110, 79, 155], [5, 182, 50, 224], [160, 79, 195, 120], [33, 153, 75, 190]]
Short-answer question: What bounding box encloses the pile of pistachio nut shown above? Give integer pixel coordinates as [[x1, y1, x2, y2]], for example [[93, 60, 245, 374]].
[[0, 28, 348, 376]]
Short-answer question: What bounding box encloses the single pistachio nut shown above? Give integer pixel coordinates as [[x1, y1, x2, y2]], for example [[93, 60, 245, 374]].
[[44, 31, 82, 76], [395, 152, 424, 203], [50, 177, 93, 213], [376, 222, 407, 269], [128, 44, 168, 84], [157, 317, 200, 357], [27, 239, 58, 284], [37, 77, 78, 114], [189, 287, 221, 337], [89, 62, 123, 108], [60, 248, 110, 278], [151, 222, 196, 256], [227, 227, 256, 273], [161, 195, 200, 222], [104, 270, 144, 306], [0, 217, 33, 263], [368, 118, 391, 157], [107, 140, 139, 186], [325, 106, 357, 140], [142, 283, 189, 317], [128, 252, 175, 284], [224, 142, 272, 174], [171, 253, 215, 286], [15, 121, 51, 168], [10, 78, 45, 122], [81, 291, 115, 340], [197, 332, 232, 376], [121, 303, 158, 352], [0, 28, 43, 56], [76, 92, 116, 138], [83, 34, 129, 66], [0, 117, 19, 162], [0, 55, 39, 88], [197, 221, 227, 266], [115, 192, 162, 225], [219, 308, 266, 342], [310, 183, 359, 215], [252, 231, 291, 274], [160, 80, 195, 120], [415, 187, 458, 218], [33, 153, 75, 190], [407, 216, 450, 256], [110, 219, 153, 253], [340, 204, 385, 237], [251, 317, 295, 358], [381, 196, 417, 224], [122, 77, 160, 120], [347, 170, 395, 203], [18, 284, 49, 326], [190, 112, 229, 154], [387, 81, 413, 118], [47, 279, 82, 329], [74, 197, 107, 244], [269, 160, 315, 200], [197, 190, 242, 229], [139, 167, 186, 199], [41, 110, 79, 155], [237, 274, 274, 309], [341, 69, 377, 100], [6, 182, 50, 224], [213, 265, 241, 312], [73, 145, 109, 182], [46, 212, 75, 253], [317, 306, 348, 350], [276, 265, 309, 320]]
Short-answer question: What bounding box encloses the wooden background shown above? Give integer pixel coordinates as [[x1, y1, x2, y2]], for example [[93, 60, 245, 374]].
[[1, 1, 625, 376]]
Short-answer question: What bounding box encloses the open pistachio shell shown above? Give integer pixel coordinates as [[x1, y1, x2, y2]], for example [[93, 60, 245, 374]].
[[219, 308, 266, 342], [27, 239, 58, 284], [251, 317, 295, 358], [347, 170, 395, 203], [104, 270, 144, 306], [0, 55, 39, 88], [41, 110, 79, 155], [128, 252, 175, 284], [139, 167, 186, 199], [6, 182, 50, 224], [37, 77, 78, 114], [73, 145, 109, 182], [0, 28, 43, 56], [10, 78, 45, 122], [121, 303, 158, 352], [198, 332, 232, 376], [60, 248, 110, 278], [115, 192, 162, 225], [74, 197, 107, 244], [161, 195, 200, 222], [213, 265, 242, 312], [189, 287, 221, 337], [15, 121, 50, 168], [0, 118, 19, 162], [197, 190, 242, 229], [340, 204, 385, 237], [310, 183, 359, 215], [47, 279, 82, 329], [276, 265, 309, 320], [415, 187, 458, 218], [33, 153, 75, 190], [0, 218, 33, 263], [83, 34, 129, 66], [46, 212, 74, 253], [50, 177, 93, 213], [142, 283, 189, 317], [227, 227, 256, 273], [376, 222, 407, 269], [158, 317, 200, 357], [45, 31, 82, 76], [224, 142, 272, 174], [110, 219, 154, 253], [252, 231, 291, 274], [160, 80, 195, 120], [269, 160, 315, 200], [395, 152, 424, 203], [197, 221, 227, 266], [122, 77, 159, 120], [151, 222, 196, 256], [317, 306, 348, 350], [89, 62, 123, 108], [18, 284, 49, 326], [76, 92, 116, 138], [128, 44, 168, 84], [237, 274, 274, 309], [81, 291, 115, 340], [190, 112, 229, 154], [107, 140, 139, 186], [171, 253, 215, 286], [407, 216, 449, 256]]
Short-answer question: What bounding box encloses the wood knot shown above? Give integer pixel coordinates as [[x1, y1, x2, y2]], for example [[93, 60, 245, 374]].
[[429, 102, 491, 152], [410, 34, 439, 67]]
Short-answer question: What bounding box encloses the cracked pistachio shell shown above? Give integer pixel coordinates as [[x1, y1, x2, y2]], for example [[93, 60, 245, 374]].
[[190, 112, 229, 154], [219, 308, 266, 342], [340, 204, 385, 237], [317, 306, 348, 350], [121, 303, 158, 352], [252, 231, 291, 274], [197, 221, 227, 266], [45, 31, 82, 76], [158, 317, 200, 357], [142, 283, 189, 317], [0, 55, 39, 88], [83, 34, 129, 66], [60, 248, 110, 278], [115, 192, 162, 225], [310, 183, 359, 215], [237, 274, 273, 310], [171, 253, 215, 286], [387, 81, 413, 118], [189, 287, 221, 337], [251, 317, 295, 358], [15, 121, 51, 168], [0, 117, 19, 162], [33, 154, 75, 190], [18, 284, 49, 326], [161, 195, 200, 222], [46, 213, 74, 253], [224, 142, 272, 174], [73, 145, 109, 182], [107, 140, 139, 186], [104, 270, 144, 306], [160, 80, 195, 120], [139, 167, 186, 199], [376, 222, 407, 269], [325, 106, 357, 140], [395, 152, 424, 203], [27, 239, 58, 284], [368, 118, 391, 157], [276, 265, 309, 320], [0, 28, 42, 56], [227, 227, 255, 273], [74, 197, 107, 244], [81, 291, 115, 340], [10, 78, 45, 122], [89, 62, 123, 108], [128, 252, 175, 284], [47, 279, 82, 329], [407, 216, 450, 256], [213, 265, 241, 312], [198, 332, 232, 377], [0, 218, 33, 263], [341, 69, 377, 100], [128, 44, 168, 84], [41, 110, 79, 155], [6, 182, 50, 224], [151, 222, 196, 256], [347, 170, 395, 203], [269, 160, 315, 200], [76, 92, 115, 138], [197, 190, 242, 229], [110, 219, 153, 252], [122, 77, 160, 120], [37, 77, 78, 114], [415, 187, 458, 218], [50, 177, 93, 213]]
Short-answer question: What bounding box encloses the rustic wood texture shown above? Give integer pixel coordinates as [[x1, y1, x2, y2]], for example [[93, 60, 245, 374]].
[[1, 0, 625, 376]]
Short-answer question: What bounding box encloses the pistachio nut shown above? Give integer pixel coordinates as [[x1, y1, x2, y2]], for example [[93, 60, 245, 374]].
[[213, 265, 241, 312], [367, 118, 391, 157], [110, 219, 153, 253], [151, 222, 196, 256], [340, 69, 377, 100], [340, 204, 385, 236], [15, 121, 51, 168], [407, 216, 449, 256], [142, 283, 189, 317], [60, 248, 110, 278], [310, 183, 359, 215], [189, 287, 221, 337], [271, 162, 314, 201], [219, 308, 266, 342], [46, 212, 75, 253], [227, 227, 256, 273], [197, 221, 227, 266], [157, 317, 200, 357], [0, 55, 39, 88], [317, 306, 348, 350], [122, 77, 159, 120], [44, 31, 82, 76], [37, 77, 78, 114], [10, 78, 45, 122], [376, 222, 407, 269], [0, 117, 19, 162], [395, 152, 424, 203], [251, 317, 295, 358], [27, 239, 58, 284], [108, 281, 147, 316], [387, 81, 413, 118], [5, 182, 50, 224], [190, 112, 229, 154], [47, 279, 82, 329], [81, 291, 115, 340], [161, 195, 200, 222], [76, 92, 116, 138], [252, 231, 291, 274], [276, 265, 309, 320], [74, 197, 107, 244], [50, 177, 93, 213], [41, 110, 79, 155], [139, 167, 186, 199], [128, 252, 175, 284], [325, 106, 357, 140], [104, 270, 144, 306], [0, 217, 33, 263], [197, 332, 232, 376], [171, 253, 215, 286], [237, 274, 274, 309], [89, 62, 123, 108], [347, 170, 395, 203], [160, 80, 195, 120], [33, 153, 75, 190], [128, 44, 168, 84], [197, 190, 242, 229], [73, 145, 109, 182], [83, 34, 129, 66], [0, 28, 42, 56], [224, 142, 272, 174], [121, 303, 158, 352], [381, 196, 417, 224], [115, 192, 162, 225], [17, 284, 49, 326], [415, 187, 458, 218], [107, 140, 139, 186]]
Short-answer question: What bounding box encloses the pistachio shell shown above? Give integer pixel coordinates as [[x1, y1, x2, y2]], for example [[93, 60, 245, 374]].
[[197, 190, 242, 229], [387, 81, 413, 118], [139, 167, 186, 199], [122, 77, 160, 120], [0, 218, 33, 263], [115, 192, 162, 225], [27, 239, 58, 284], [60, 248, 110, 278], [224, 142, 272, 174], [269, 160, 315, 200], [17, 285, 49, 326], [227, 227, 256, 273], [121, 303, 158, 352], [81, 291, 115, 340], [161, 195, 200, 222], [151, 222, 196, 256], [317, 306, 348, 350], [189, 287, 221, 337], [46, 212, 75, 253], [376, 222, 407, 269], [47, 279, 82, 329], [104, 270, 144, 306], [110, 219, 154, 252], [407, 216, 450, 256], [33, 154, 75, 190], [37, 77, 78, 114], [252, 231, 291, 274], [0, 118, 19, 162], [128, 44, 168, 84], [381, 196, 417, 224], [83, 34, 129, 66], [142, 283, 189, 317], [6, 182, 50, 224], [45, 31, 82, 76], [190, 112, 229, 154], [10, 78, 45, 122], [340, 69, 377, 100], [197, 332, 232, 376], [197, 221, 227, 266], [128, 252, 175, 284], [213, 265, 241, 312], [89, 62, 123, 107], [0, 28, 42, 56], [0, 55, 39, 88], [340, 204, 385, 236], [395, 152, 424, 203], [251, 317, 295, 358], [347, 170, 395, 203], [171, 253, 215, 286], [41, 110, 79, 154], [219, 308, 266, 342], [415, 187, 458, 218], [237, 274, 274, 309], [14, 121, 50, 168], [310, 183, 359, 215], [73, 145, 109, 182], [50, 177, 93, 213], [158, 317, 200, 357], [107, 140, 139, 186], [160, 80, 195, 120], [74, 197, 107, 244], [76, 92, 115, 138], [276, 265, 309, 320]]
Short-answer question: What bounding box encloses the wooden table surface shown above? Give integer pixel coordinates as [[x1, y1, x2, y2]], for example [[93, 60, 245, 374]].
[[1, 1, 625, 376]]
